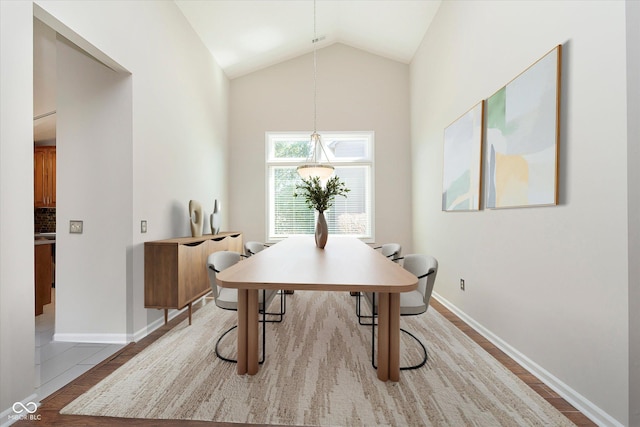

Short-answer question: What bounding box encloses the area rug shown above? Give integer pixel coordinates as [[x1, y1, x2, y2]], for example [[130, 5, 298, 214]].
[[61, 291, 572, 426]]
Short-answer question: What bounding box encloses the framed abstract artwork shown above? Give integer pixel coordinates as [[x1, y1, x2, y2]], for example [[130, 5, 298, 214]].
[[484, 45, 562, 208], [442, 101, 484, 211]]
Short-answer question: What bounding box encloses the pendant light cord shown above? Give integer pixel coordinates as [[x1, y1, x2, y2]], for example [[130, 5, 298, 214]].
[[301, 0, 332, 170], [313, 0, 318, 136]]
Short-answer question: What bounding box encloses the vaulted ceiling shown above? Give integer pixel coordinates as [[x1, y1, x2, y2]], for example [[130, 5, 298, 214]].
[[33, 1, 441, 142], [175, 0, 442, 79]]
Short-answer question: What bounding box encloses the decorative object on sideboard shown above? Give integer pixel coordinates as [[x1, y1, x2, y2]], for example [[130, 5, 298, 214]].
[[189, 200, 204, 237], [210, 199, 220, 235], [294, 175, 349, 249]]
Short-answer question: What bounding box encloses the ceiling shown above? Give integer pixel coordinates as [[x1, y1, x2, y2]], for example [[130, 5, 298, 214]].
[[175, 0, 442, 79], [33, 1, 441, 142]]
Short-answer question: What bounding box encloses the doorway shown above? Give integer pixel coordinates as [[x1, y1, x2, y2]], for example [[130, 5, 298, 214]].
[[31, 13, 132, 401]]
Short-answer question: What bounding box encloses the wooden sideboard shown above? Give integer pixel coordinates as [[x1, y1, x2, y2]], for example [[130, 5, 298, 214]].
[[144, 232, 243, 325]]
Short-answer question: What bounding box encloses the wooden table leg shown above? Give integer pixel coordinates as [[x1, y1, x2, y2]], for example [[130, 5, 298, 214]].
[[247, 289, 259, 375], [389, 293, 401, 381], [377, 292, 390, 381], [237, 289, 248, 375]]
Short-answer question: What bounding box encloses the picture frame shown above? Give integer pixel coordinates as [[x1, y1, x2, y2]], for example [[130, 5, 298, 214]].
[[442, 101, 485, 211], [484, 45, 562, 209]]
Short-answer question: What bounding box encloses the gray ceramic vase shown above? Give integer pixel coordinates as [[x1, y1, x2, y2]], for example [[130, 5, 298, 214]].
[[315, 211, 328, 249]]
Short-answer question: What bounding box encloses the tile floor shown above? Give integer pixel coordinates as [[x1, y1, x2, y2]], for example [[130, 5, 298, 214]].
[[34, 290, 125, 402]]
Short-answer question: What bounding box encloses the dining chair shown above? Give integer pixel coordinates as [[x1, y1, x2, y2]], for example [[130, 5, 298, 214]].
[[206, 250, 283, 364], [355, 243, 403, 319], [244, 241, 270, 257], [245, 241, 294, 297], [360, 254, 438, 370], [375, 243, 402, 262]]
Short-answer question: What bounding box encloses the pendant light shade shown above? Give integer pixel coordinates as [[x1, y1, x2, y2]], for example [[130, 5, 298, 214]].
[[297, 0, 334, 181], [297, 164, 335, 180], [297, 132, 334, 180]]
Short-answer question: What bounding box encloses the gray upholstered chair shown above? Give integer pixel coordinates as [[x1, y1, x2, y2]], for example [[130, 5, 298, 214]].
[[375, 243, 402, 262], [360, 254, 438, 370], [206, 250, 282, 364], [245, 241, 294, 297], [244, 241, 270, 257]]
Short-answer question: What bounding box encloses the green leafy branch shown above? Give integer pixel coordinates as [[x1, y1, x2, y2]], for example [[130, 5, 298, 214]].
[[293, 176, 350, 213]]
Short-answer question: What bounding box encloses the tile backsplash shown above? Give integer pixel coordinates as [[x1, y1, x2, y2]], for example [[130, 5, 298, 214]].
[[35, 208, 56, 233]]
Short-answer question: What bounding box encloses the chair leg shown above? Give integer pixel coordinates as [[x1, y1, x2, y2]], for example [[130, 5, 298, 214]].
[[398, 328, 428, 370], [356, 292, 377, 326], [264, 290, 286, 322], [215, 324, 239, 364], [216, 289, 270, 364], [365, 292, 428, 371]]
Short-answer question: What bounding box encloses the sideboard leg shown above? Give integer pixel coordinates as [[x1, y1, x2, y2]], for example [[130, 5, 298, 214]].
[[164, 309, 168, 324], [188, 303, 192, 325]]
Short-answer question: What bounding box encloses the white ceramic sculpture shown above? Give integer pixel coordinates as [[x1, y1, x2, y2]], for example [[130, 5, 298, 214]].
[[189, 200, 204, 237], [210, 199, 220, 235]]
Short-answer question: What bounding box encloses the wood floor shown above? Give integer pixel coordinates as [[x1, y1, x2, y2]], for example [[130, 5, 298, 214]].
[[14, 297, 596, 427]]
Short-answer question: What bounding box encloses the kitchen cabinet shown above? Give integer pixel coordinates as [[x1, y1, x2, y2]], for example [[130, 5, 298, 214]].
[[35, 241, 54, 315], [144, 232, 243, 325], [34, 146, 56, 207]]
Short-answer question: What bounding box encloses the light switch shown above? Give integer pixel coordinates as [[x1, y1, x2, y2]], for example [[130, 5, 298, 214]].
[[141, 220, 147, 233], [69, 220, 83, 234]]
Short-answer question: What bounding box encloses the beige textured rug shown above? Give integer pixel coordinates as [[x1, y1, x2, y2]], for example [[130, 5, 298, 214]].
[[61, 291, 572, 426]]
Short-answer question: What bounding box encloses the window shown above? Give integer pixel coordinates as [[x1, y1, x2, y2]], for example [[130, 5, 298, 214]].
[[266, 132, 374, 242]]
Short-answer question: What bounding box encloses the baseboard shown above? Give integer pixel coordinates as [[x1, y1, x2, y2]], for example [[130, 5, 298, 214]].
[[1, 393, 38, 427], [134, 307, 182, 342], [433, 292, 623, 427], [54, 301, 204, 345], [133, 315, 165, 342], [53, 332, 128, 345], [134, 296, 210, 342]]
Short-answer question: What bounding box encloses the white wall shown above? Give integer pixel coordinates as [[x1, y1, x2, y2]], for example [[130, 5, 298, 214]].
[[626, 1, 640, 425], [411, 1, 629, 425], [0, 0, 229, 413], [229, 43, 412, 249], [54, 36, 133, 341], [33, 18, 56, 122], [0, 0, 36, 413], [31, 0, 230, 340]]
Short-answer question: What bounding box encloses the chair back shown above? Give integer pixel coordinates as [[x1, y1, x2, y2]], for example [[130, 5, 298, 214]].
[[244, 241, 266, 257], [403, 254, 438, 307], [207, 251, 242, 299], [380, 243, 402, 262]]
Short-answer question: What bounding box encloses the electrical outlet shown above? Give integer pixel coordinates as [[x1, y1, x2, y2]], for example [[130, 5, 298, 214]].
[[141, 220, 147, 233], [460, 279, 465, 291]]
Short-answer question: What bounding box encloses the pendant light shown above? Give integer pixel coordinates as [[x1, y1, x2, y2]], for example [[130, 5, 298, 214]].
[[297, 0, 334, 181]]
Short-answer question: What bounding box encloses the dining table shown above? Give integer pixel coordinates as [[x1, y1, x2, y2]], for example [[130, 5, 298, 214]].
[[215, 235, 418, 382]]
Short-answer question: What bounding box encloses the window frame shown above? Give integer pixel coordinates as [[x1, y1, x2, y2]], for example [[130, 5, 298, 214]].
[[265, 131, 375, 243]]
